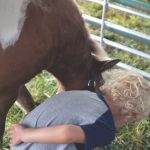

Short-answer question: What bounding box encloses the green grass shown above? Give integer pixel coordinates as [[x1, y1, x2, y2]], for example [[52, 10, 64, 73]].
[[4, 0, 150, 149]]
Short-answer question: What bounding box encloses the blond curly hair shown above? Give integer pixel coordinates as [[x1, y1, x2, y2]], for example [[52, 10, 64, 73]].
[[101, 69, 150, 119]]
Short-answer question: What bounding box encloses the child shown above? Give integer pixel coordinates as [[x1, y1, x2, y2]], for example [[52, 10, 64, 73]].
[[8, 69, 150, 150]]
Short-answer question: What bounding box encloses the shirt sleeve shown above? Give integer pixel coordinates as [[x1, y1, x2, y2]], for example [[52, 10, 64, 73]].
[[80, 110, 116, 150]]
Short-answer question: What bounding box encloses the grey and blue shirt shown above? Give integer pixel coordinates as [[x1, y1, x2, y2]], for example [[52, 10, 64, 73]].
[[11, 90, 116, 150]]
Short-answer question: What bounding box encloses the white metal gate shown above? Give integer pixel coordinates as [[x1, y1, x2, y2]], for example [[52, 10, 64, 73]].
[[79, 0, 150, 79]]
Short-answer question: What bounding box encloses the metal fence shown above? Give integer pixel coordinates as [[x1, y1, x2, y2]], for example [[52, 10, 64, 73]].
[[78, 0, 150, 79]]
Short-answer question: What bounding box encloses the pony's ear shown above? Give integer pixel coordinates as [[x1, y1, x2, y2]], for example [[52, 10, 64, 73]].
[[88, 58, 120, 91], [92, 59, 120, 91], [94, 59, 121, 72]]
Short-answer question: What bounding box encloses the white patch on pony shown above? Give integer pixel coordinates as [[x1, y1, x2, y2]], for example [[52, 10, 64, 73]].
[[0, 0, 30, 50]]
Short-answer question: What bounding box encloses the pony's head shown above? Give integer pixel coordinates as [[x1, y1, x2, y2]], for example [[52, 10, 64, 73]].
[[87, 39, 120, 91], [88, 58, 120, 91]]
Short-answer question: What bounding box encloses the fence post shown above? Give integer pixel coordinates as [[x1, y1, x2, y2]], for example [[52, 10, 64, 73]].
[[100, 0, 108, 47]]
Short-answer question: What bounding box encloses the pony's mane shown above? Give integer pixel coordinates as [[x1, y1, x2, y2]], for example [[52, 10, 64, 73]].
[[89, 39, 109, 61], [0, 0, 30, 50]]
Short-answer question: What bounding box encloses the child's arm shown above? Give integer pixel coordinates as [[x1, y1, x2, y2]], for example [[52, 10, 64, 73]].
[[8, 124, 85, 147]]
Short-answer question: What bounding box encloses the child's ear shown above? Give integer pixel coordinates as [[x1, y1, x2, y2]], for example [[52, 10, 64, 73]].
[[126, 112, 140, 123], [130, 112, 140, 121]]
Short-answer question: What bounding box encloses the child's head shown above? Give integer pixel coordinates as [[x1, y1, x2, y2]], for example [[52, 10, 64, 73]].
[[101, 69, 150, 127]]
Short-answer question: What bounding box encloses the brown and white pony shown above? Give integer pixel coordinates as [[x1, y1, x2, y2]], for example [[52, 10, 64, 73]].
[[0, 0, 119, 146]]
